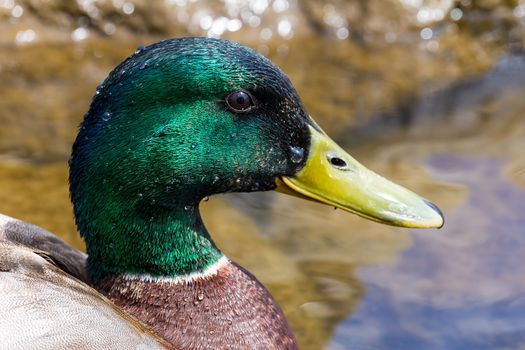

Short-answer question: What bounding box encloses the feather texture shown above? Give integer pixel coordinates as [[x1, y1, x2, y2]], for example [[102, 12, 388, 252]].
[[0, 214, 171, 350]]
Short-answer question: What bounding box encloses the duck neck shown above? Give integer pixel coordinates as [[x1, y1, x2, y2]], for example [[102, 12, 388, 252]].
[[81, 202, 223, 284]]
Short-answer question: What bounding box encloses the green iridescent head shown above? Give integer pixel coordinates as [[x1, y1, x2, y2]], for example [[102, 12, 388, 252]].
[[72, 38, 312, 202], [70, 38, 313, 280], [70, 38, 443, 281]]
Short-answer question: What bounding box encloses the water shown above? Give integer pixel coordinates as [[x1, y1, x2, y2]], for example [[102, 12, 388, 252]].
[[102, 111, 112, 121], [329, 156, 525, 350], [289, 146, 305, 164], [1, 1, 525, 349]]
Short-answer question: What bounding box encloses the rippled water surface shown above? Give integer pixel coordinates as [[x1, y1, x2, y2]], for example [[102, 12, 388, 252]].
[[1, 1, 525, 349]]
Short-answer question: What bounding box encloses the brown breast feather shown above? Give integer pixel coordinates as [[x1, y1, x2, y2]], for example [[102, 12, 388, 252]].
[[97, 261, 298, 350]]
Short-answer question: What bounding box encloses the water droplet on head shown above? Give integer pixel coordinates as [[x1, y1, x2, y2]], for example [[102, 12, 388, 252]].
[[139, 60, 150, 70], [102, 111, 111, 121], [184, 205, 191, 211], [95, 84, 104, 95], [203, 196, 209, 202], [289, 146, 305, 163], [138, 193, 144, 198], [190, 143, 197, 150], [197, 293, 204, 301], [135, 45, 145, 54]]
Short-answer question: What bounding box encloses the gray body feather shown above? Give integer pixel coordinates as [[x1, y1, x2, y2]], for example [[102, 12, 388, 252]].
[[0, 214, 170, 350]]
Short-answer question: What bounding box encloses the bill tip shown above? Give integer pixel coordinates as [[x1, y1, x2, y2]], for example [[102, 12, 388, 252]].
[[423, 199, 445, 229]]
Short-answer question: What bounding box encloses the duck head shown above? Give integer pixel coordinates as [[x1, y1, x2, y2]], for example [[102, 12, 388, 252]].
[[70, 38, 443, 281]]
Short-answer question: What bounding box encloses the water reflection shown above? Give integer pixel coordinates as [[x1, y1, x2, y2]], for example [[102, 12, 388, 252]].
[[329, 156, 525, 349]]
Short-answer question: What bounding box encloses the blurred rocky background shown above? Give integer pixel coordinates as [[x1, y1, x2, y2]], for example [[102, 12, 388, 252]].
[[1, 0, 524, 160]]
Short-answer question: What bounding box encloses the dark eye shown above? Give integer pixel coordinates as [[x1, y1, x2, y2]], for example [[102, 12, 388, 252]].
[[225, 90, 255, 112]]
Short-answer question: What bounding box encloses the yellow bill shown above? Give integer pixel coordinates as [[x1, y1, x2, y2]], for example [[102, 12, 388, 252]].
[[276, 123, 444, 228]]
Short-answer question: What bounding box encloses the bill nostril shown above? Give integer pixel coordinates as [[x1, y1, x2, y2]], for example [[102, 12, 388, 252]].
[[326, 152, 352, 171], [329, 157, 347, 168]]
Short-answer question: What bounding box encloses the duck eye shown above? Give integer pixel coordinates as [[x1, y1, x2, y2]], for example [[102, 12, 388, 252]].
[[225, 90, 255, 112]]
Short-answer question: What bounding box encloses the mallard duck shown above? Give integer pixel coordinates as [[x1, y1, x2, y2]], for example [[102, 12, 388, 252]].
[[0, 37, 443, 349]]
